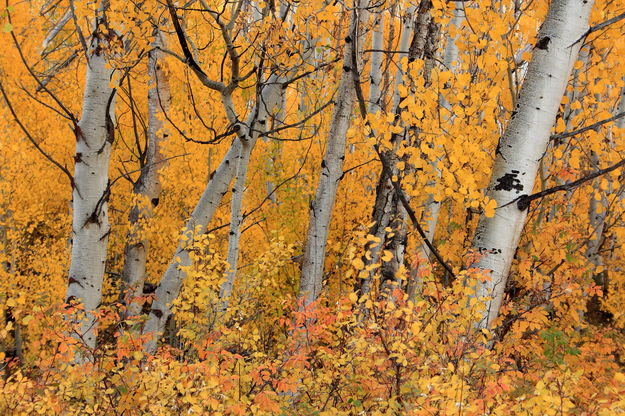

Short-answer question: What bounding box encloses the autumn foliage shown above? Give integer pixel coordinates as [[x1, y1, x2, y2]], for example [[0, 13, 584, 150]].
[[2, 0, 625, 414]]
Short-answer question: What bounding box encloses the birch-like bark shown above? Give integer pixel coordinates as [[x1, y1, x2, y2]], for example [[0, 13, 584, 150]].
[[142, 138, 239, 353], [368, 10, 385, 114], [384, 8, 438, 290], [585, 153, 607, 267], [359, 3, 438, 296], [65, 12, 116, 350], [218, 139, 253, 311], [407, 5, 463, 299], [143, 74, 284, 353], [121, 30, 170, 320], [298, 4, 368, 307], [469, 0, 595, 329], [391, 6, 417, 112], [357, 7, 416, 296], [617, 83, 625, 130], [421, 5, 462, 238], [218, 3, 299, 312], [586, 81, 625, 272]]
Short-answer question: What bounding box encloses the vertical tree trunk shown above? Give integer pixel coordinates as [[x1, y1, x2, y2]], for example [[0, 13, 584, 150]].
[[65, 14, 117, 350], [368, 10, 385, 114], [585, 152, 607, 267], [617, 82, 625, 130], [358, 1, 437, 296], [385, 8, 439, 292], [298, 3, 368, 307], [407, 5, 463, 299], [469, 0, 594, 329], [356, 6, 417, 297], [121, 29, 170, 320]]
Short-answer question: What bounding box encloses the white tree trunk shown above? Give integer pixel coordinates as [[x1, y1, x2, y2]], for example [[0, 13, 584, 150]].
[[391, 6, 416, 113], [585, 157, 607, 267], [65, 34, 116, 350], [617, 82, 625, 130], [218, 139, 253, 311], [299, 5, 368, 307], [368, 10, 385, 114], [142, 138, 239, 353], [470, 0, 594, 329], [142, 74, 284, 353], [121, 30, 170, 320]]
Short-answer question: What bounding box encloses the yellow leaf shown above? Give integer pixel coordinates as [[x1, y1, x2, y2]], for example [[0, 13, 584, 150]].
[[381, 250, 393, 262], [352, 258, 365, 270], [348, 292, 358, 304], [484, 198, 497, 218]]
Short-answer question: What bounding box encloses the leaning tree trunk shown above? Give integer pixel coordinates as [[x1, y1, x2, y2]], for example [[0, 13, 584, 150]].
[[298, 3, 368, 307], [65, 17, 116, 350], [469, 0, 595, 329], [218, 138, 253, 313], [142, 74, 284, 353], [121, 29, 170, 320]]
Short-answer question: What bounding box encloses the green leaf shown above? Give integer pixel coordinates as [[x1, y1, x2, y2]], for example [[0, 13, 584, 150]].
[[2, 22, 12, 33]]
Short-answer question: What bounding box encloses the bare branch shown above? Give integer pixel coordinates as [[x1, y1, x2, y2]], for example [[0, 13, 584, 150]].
[[0, 79, 74, 186], [165, 0, 226, 92], [551, 111, 625, 142], [503, 158, 625, 211]]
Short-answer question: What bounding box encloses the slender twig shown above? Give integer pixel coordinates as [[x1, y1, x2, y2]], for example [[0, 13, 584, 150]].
[[551, 112, 625, 141], [165, 0, 226, 92], [501, 157, 625, 211], [0, 79, 74, 185], [571, 12, 625, 46]]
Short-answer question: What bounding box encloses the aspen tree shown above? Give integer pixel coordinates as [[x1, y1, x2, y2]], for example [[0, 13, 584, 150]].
[[143, 0, 313, 351], [368, 10, 385, 114], [121, 28, 170, 320], [65, 1, 118, 350], [470, 0, 595, 329], [407, 4, 464, 299], [357, 6, 416, 297], [359, 2, 438, 296], [219, 3, 293, 313], [298, 1, 369, 307]]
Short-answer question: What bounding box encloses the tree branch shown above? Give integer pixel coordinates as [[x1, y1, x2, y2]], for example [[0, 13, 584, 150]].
[[502, 157, 625, 211], [571, 11, 625, 46], [551, 111, 625, 142], [165, 0, 226, 92], [0, 79, 74, 186]]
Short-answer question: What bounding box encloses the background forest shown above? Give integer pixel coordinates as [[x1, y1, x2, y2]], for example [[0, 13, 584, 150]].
[[1, 0, 625, 414]]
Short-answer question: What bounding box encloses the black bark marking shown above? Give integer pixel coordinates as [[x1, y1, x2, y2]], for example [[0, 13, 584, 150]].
[[152, 309, 163, 319], [494, 171, 524, 193], [68, 277, 83, 287], [535, 36, 551, 50]]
